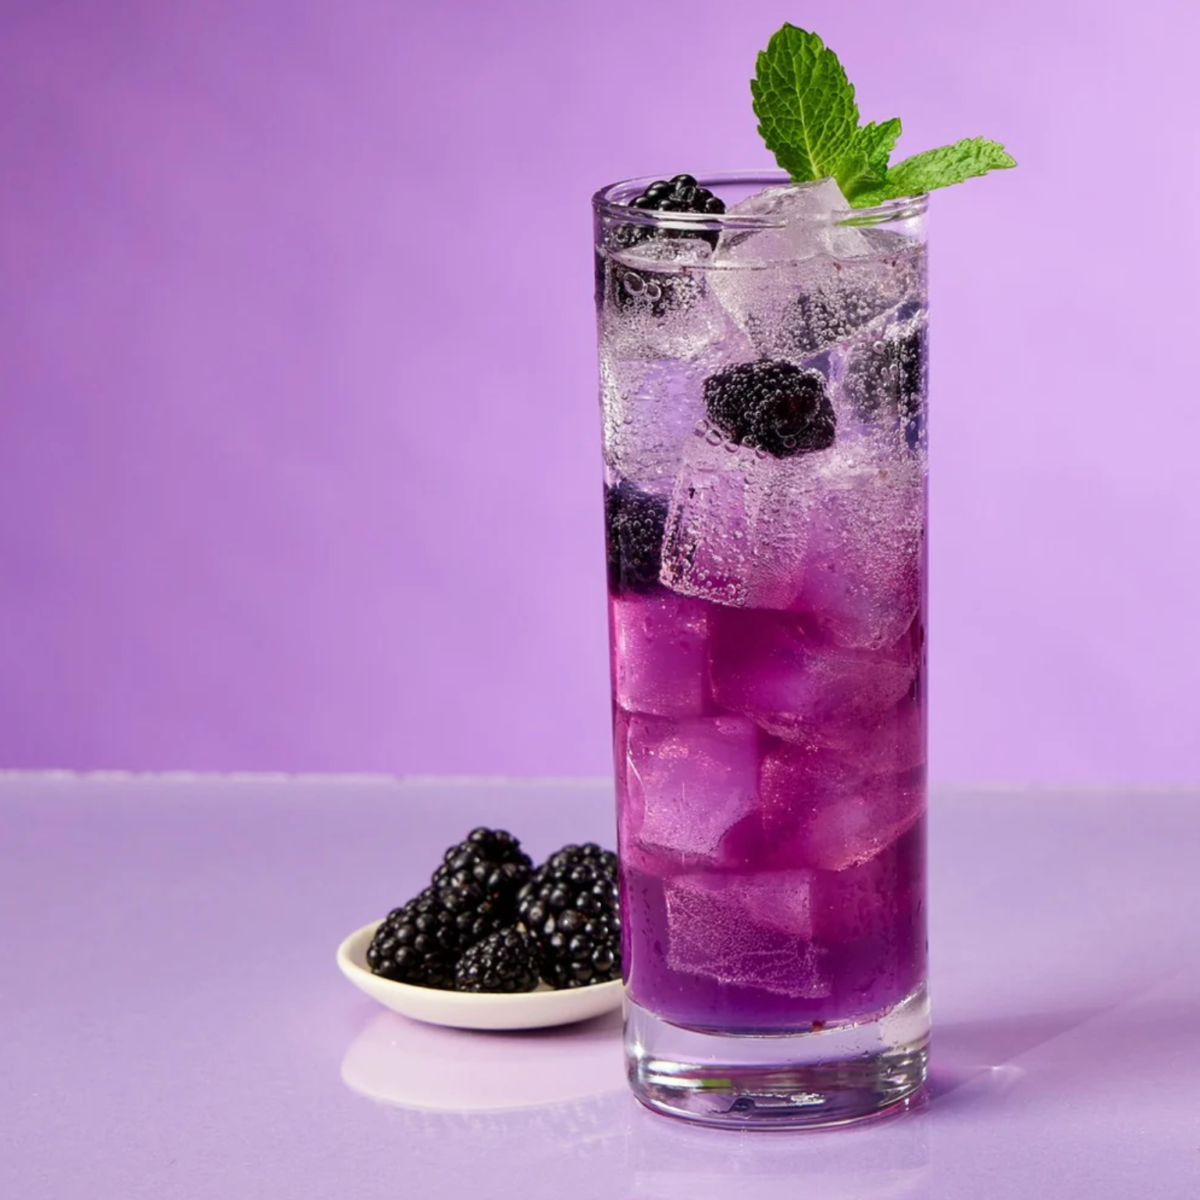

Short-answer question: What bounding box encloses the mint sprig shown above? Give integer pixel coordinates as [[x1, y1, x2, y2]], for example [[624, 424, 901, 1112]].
[[751, 24, 1016, 206]]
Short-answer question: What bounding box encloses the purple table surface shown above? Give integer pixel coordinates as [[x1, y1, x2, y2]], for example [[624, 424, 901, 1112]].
[[2, 774, 1199, 1198]]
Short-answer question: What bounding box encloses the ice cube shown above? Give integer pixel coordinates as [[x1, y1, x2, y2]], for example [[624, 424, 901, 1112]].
[[664, 873, 830, 997], [718, 180, 870, 263], [711, 181, 925, 363], [709, 609, 917, 744], [621, 713, 762, 863], [599, 352, 710, 491], [760, 741, 925, 871], [751, 251, 921, 362], [786, 453, 924, 649], [658, 430, 820, 609], [611, 591, 712, 718], [658, 433, 756, 607], [806, 690, 927, 774]]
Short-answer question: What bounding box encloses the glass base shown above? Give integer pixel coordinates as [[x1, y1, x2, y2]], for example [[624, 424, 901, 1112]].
[[625, 985, 929, 1129]]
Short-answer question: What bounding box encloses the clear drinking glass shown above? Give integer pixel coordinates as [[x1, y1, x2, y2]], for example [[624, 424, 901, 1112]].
[[594, 171, 930, 1127]]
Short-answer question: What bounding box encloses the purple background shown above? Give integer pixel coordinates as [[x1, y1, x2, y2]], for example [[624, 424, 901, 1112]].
[[1, 0, 1197, 781]]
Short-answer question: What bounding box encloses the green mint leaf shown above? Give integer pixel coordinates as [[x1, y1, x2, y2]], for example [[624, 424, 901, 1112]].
[[853, 137, 1017, 205], [835, 118, 902, 201], [854, 118, 902, 175], [751, 24, 859, 183]]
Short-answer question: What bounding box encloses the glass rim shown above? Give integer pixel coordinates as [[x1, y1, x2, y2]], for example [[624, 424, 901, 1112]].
[[592, 169, 927, 229]]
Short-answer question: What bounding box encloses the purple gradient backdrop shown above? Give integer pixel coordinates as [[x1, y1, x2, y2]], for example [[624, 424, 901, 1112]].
[[1, 0, 1197, 780]]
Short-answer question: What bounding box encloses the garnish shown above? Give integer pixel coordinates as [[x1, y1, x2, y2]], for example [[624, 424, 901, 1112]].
[[751, 24, 1015, 206]]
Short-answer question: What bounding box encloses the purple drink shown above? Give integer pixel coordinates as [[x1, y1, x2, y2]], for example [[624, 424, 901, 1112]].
[[616, 617, 926, 1032], [595, 171, 931, 1125]]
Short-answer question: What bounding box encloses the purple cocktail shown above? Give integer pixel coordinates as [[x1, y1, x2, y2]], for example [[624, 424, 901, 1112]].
[[595, 172, 930, 1125]]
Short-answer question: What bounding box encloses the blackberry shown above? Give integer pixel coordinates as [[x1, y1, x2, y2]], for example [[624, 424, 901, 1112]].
[[606, 174, 725, 317], [631, 173, 727, 216], [703, 360, 836, 457], [604, 481, 668, 594], [432, 828, 533, 919], [617, 173, 726, 251], [365, 887, 483, 989], [455, 928, 541, 994], [518, 844, 622, 989], [842, 325, 928, 451]]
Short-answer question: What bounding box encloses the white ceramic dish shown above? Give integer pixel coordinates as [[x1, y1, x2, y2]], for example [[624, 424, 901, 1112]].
[[336, 920, 624, 1031]]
